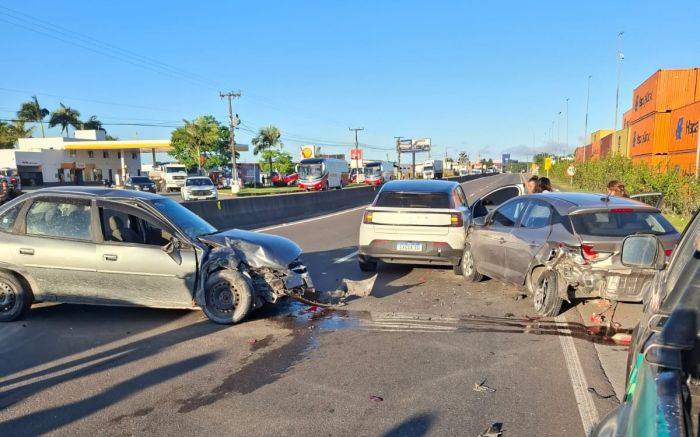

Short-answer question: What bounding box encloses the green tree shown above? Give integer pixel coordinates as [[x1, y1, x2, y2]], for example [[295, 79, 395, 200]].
[[105, 134, 119, 141], [48, 103, 81, 136], [16, 96, 49, 138], [0, 120, 33, 149], [81, 115, 105, 131], [458, 152, 469, 164], [169, 116, 226, 170], [251, 126, 283, 178], [258, 149, 295, 175], [203, 125, 239, 168]]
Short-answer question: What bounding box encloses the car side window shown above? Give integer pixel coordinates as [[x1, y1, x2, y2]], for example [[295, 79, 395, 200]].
[[26, 199, 92, 241], [663, 216, 700, 296], [456, 187, 468, 207], [100, 206, 173, 247], [0, 203, 22, 233], [519, 201, 552, 229], [491, 199, 527, 228]]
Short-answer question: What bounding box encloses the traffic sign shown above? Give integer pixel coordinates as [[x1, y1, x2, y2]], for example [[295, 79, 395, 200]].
[[350, 148, 363, 160], [544, 157, 552, 171], [301, 146, 314, 159], [566, 165, 576, 177]]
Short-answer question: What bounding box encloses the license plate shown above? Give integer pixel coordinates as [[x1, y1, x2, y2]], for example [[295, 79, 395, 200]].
[[396, 242, 423, 252]]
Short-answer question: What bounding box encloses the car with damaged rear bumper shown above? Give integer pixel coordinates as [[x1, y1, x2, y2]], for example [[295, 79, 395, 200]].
[[0, 187, 313, 325], [462, 192, 680, 316]]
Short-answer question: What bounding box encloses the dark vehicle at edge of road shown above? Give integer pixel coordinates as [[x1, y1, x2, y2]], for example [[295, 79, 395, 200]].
[[123, 176, 157, 193], [462, 192, 680, 317], [592, 209, 700, 437], [0, 187, 314, 325]]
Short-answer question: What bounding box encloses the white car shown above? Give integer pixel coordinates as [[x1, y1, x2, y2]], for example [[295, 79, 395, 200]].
[[358, 180, 470, 272], [181, 176, 218, 201]]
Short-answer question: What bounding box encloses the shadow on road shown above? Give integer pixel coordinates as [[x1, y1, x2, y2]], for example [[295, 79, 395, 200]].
[[382, 412, 435, 437]]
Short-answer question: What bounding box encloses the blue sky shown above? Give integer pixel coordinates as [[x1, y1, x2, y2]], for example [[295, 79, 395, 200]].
[[2, 0, 699, 163]]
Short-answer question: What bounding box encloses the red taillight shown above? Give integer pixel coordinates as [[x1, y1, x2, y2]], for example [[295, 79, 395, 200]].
[[363, 211, 373, 224], [610, 208, 634, 213], [581, 244, 598, 261], [665, 249, 672, 257], [450, 213, 463, 227]]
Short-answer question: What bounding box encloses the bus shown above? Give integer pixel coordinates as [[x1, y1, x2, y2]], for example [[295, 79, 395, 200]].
[[363, 161, 395, 185], [297, 158, 349, 190]]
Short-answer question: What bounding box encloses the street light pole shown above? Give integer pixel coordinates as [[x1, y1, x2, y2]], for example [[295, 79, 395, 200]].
[[584, 75, 592, 161], [613, 31, 625, 132], [557, 111, 562, 156], [565, 98, 569, 156], [394, 136, 403, 180]]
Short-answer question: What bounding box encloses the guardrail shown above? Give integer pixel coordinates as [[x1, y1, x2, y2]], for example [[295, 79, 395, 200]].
[[183, 173, 495, 230]]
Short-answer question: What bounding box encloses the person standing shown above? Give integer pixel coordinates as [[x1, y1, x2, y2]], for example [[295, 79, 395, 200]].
[[527, 176, 539, 194], [535, 177, 552, 193]]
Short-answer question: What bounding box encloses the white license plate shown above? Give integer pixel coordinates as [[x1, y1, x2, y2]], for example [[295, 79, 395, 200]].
[[396, 242, 423, 252]]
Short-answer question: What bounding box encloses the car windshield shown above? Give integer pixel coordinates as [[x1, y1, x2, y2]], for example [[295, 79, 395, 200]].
[[364, 166, 381, 176], [149, 197, 217, 239], [186, 178, 213, 187], [166, 167, 186, 173], [424, 166, 433, 171], [130, 177, 150, 183], [298, 164, 322, 179], [375, 191, 450, 208], [570, 211, 677, 236]]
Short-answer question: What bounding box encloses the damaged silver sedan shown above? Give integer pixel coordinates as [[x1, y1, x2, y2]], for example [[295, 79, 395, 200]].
[[0, 187, 315, 324], [462, 192, 680, 316]]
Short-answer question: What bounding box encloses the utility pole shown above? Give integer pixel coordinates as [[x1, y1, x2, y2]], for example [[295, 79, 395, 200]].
[[613, 32, 625, 133], [557, 111, 562, 155], [220, 91, 241, 193], [584, 75, 592, 161], [565, 98, 570, 156], [349, 127, 364, 178], [394, 136, 403, 179]]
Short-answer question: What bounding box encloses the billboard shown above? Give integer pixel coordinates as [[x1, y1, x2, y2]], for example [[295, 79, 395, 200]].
[[300, 145, 315, 159], [397, 138, 431, 152], [398, 139, 414, 151], [350, 148, 363, 160], [501, 153, 511, 167]]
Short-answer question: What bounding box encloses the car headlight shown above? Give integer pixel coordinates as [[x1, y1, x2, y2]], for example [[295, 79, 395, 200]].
[[134, 185, 141, 190]]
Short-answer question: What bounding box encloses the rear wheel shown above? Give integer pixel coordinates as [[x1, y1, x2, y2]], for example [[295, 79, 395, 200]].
[[460, 245, 482, 282], [202, 270, 253, 324], [358, 256, 377, 272], [0, 272, 32, 322], [532, 270, 563, 317]]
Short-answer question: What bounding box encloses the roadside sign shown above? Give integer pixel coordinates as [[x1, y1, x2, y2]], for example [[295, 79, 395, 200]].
[[566, 165, 576, 177], [350, 148, 363, 160], [544, 157, 552, 171], [301, 146, 314, 159]]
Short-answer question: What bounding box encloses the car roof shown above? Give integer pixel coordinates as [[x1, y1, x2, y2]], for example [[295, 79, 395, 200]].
[[26, 186, 161, 200], [380, 180, 459, 194], [523, 192, 659, 212]]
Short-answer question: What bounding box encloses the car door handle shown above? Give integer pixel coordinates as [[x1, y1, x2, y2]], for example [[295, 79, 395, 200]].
[[19, 248, 34, 255], [499, 238, 506, 244], [103, 254, 118, 261]]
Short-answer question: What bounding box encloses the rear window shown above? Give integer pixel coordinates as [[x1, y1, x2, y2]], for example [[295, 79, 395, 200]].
[[375, 192, 451, 209], [570, 211, 676, 237], [131, 177, 150, 183]]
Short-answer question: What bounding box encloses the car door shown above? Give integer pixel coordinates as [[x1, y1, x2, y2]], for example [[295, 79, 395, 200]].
[[9, 196, 100, 301], [469, 184, 526, 220], [504, 200, 553, 285], [630, 192, 664, 209], [471, 198, 528, 279], [94, 200, 198, 308]]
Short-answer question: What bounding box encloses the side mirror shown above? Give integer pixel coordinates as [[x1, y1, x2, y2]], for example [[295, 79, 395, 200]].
[[162, 237, 183, 265], [620, 235, 664, 270], [473, 215, 488, 227]]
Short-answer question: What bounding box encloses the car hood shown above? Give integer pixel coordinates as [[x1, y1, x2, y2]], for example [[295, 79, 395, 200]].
[[198, 229, 301, 269]]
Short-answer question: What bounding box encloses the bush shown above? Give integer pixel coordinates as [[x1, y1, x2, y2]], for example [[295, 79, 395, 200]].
[[550, 156, 700, 217]]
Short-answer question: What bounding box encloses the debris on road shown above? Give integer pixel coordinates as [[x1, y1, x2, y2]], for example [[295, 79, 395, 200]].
[[478, 422, 504, 436], [587, 387, 616, 399], [503, 312, 515, 318], [513, 293, 527, 301], [368, 395, 384, 402], [473, 379, 496, 393]]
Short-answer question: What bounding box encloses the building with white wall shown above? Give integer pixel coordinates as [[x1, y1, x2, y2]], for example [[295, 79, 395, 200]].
[[0, 130, 170, 186]]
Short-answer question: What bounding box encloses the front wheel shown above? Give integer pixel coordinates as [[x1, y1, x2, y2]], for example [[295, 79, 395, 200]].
[[532, 270, 563, 317], [201, 270, 253, 324], [460, 245, 483, 282], [0, 272, 32, 322]]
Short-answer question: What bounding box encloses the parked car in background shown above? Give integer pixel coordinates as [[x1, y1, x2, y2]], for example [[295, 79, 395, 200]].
[[124, 176, 156, 193], [0, 187, 315, 325], [592, 210, 700, 437], [358, 180, 470, 272], [459, 169, 469, 177], [271, 171, 299, 187], [181, 176, 218, 201], [462, 192, 680, 316]]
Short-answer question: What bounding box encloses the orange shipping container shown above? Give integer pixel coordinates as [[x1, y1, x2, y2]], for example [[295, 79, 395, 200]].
[[591, 129, 614, 144], [584, 144, 592, 160], [631, 154, 652, 168], [631, 68, 699, 119], [668, 151, 697, 175], [668, 101, 700, 153], [600, 134, 612, 158], [651, 155, 669, 172], [591, 139, 601, 160], [628, 112, 671, 156], [623, 109, 633, 128], [575, 147, 584, 161], [614, 128, 630, 156]]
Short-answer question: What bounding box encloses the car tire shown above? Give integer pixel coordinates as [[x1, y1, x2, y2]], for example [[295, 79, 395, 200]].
[[358, 256, 377, 272], [460, 245, 483, 282], [201, 270, 253, 325], [0, 271, 32, 322], [532, 270, 563, 317]]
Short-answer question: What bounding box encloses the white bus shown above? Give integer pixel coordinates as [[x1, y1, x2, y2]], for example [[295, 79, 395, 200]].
[[297, 158, 350, 190], [363, 161, 395, 185]]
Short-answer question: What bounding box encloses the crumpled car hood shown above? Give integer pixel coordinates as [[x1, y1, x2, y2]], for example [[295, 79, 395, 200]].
[[199, 229, 302, 269]]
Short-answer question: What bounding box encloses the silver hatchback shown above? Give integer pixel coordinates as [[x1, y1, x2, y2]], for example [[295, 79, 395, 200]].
[[461, 192, 680, 316]]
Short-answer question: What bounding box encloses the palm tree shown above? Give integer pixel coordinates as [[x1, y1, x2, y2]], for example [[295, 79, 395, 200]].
[[48, 103, 81, 137], [12, 120, 33, 138], [251, 126, 283, 178], [458, 152, 469, 164], [81, 115, 104, 131], [16, 96, 49, 138]]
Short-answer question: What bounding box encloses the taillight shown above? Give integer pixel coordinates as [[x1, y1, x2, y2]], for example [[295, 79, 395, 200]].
[[363, 211, 373, 224], [665, 249, 672, 257], [450, 213, 463, 227], [610, 208, 634, 213], [581, 244, 612, 262]]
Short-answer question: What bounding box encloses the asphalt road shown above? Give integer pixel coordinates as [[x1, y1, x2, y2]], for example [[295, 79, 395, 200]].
[[0, 173, 624, 437]]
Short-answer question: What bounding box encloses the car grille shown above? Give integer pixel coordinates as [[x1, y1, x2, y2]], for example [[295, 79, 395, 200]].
[[192, 190, 212, 196], [173, 176, 186, 180]]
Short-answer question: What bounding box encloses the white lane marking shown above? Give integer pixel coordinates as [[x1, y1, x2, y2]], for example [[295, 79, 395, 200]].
[[556, 315, 599, 436], [334, 250, 359, 264], [254, 205, 368, 232]]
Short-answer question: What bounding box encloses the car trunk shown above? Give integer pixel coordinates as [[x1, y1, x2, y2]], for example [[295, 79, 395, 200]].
[[369, 208, 454, 236]]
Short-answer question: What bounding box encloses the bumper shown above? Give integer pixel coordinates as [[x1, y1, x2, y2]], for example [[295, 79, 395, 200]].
[[359, 241, 461, 266], [185, 195, 217, 200], [364, 178, 383, 185]]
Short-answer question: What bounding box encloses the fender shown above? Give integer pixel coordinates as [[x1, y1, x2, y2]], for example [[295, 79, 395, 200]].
[[525, 244, 572, 301], [0, 263, 42, 301], [194, 246, 244, 306]]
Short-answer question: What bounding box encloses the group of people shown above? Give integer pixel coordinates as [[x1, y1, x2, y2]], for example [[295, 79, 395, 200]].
[[526, 175, 629, 198], [0, 179, 21, 205]]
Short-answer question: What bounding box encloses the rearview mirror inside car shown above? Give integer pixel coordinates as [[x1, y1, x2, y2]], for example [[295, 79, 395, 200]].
[[621, 235, 663, 269]]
